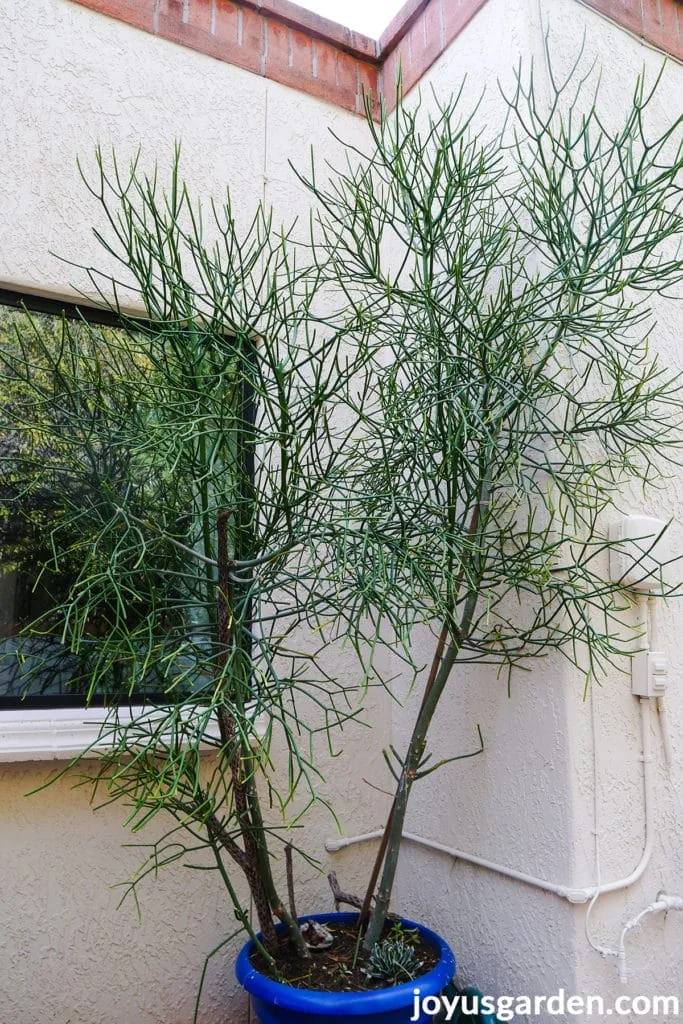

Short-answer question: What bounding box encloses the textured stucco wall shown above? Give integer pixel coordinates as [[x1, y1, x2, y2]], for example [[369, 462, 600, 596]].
[[389, 1, 683, 1019], [0, 3, 390, 1022], [2, 1, 682, 1022], [539, 0, 683, 1014]]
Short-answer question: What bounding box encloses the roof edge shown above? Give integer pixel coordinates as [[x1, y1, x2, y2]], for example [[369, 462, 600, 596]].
[[66, 0, 682, 119]]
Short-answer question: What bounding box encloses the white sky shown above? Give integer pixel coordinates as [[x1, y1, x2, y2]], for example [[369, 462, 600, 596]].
[[298, 0, 406, 37]]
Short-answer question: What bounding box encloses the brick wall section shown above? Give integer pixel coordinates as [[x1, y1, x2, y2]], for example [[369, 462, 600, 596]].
[[582, 0, 683, 59], [72, 0, 381, 113], [379, 0, 490, 107], [69, 0, 683, 115]]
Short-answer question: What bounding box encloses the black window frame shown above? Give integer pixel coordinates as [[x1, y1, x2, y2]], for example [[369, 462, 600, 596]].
[[0, 289, 200, 711]]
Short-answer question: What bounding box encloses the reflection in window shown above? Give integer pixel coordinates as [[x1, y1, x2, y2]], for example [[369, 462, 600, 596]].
[[0, 296, 211, 708]]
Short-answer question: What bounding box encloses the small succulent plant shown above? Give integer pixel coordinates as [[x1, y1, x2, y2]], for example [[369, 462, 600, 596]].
[[363, 936, 424, 985]]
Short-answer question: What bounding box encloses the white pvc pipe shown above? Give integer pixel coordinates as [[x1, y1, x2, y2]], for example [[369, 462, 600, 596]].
[[588, 698, 655, 898], [326, 699, 656, 906], [326, 829, 591, 901], [617, 894, 683, 983], [657, 696, 674, 771]]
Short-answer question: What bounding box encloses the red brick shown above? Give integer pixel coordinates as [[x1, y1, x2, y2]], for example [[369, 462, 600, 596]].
[[197, 0, 241, 64], [582, 0, 643, 35], [72, 0, 156, 34], [189, 0, 213, 34], [214, 0, 239, 44], [72, 0, 500, 118], [443, 0, 489, 44], [381, 47, 400, 109], [336, 50, 359, 99], [610, 0, 645, 35], [311, 38, 363, 111], [157, 0, 219, 54], [324, 51, 358, 110], [408, 4, 442, 81], [357, 61, 380, 117], [158, 0, 257, 73], [664, 0, 683, 58], [266, 20, 318, 92], [312, 38, 338, 88], [261, 0, 377, 59], [237, 7, 266, 74], [579, 0, 612, 17], [643, 0, 682, 57], [641, 0, 662, 24], [265, 18, 290, 75], [157, 1, 187, 40], [394, 32, 420, 95], [641, 0, 665, 39], [379, 0, 428, 52], [290, 28, 314, 76], [304, 77, 355, 112], [263, 34, 372, 114], [157, 0, 184, 29], [423, 0, 444, 58]]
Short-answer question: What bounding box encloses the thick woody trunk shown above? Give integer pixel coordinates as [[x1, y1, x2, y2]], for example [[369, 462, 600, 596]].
[[216, 509, 309, 959], [215, 510, 278, 950]]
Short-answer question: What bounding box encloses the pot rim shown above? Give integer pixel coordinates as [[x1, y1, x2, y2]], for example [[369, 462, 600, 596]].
[[235, 911, 456, 1015]]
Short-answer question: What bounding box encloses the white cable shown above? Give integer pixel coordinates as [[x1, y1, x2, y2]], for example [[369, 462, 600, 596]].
[[326, 700, 656, 905], [647, 595, 657, 650], [582, 698, 655, 968], [647, 596, 674, 771], [657, 696, 674, 771], [584, 680, 611, 957], [326, 829, 590, 900], [617, 894, 683, 984]]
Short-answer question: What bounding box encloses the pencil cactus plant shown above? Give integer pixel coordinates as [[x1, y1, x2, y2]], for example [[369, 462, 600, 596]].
[[1, 52, 682, 1009], [0, 158, 395, 971], [300, 61, 683, 949]]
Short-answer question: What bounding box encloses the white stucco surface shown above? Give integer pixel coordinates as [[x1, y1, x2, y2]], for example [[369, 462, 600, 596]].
[[1, 0, 681, 1022]]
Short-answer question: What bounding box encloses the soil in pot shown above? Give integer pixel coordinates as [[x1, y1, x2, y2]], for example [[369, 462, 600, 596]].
[[250, 919, 440, 992]]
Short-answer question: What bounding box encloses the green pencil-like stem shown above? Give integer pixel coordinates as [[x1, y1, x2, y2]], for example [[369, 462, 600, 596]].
[[363, 476, 491, 951]]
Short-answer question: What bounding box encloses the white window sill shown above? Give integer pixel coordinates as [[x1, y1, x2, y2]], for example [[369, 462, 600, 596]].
[[0, 705, 220, 763], [0, 702, 266, 763]]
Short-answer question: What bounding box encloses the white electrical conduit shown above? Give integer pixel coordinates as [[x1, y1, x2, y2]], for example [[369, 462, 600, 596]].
[[583, 675, 609, 959], [617, 894, 683, 983], [657, 698, 674, 770], [584, 698, 655, 966], [584, 597, 683, 977], [647, 595, 675, 772], [326, 698, 655, 906]]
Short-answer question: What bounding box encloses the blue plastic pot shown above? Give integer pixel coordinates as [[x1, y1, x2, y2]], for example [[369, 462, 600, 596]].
[[236, 912, 456, 1024]]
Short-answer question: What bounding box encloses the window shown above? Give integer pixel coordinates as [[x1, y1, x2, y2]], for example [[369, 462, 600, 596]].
[[0, 291, 182, 756], [0, 289, 253, 760]]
